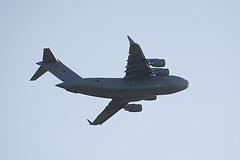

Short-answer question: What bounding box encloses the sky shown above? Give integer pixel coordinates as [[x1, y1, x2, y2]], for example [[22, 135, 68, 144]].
[[1, 0, 240, 159]]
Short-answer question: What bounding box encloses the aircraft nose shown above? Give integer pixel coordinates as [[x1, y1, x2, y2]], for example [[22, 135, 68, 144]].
[[187, 80, 191, 88], [182, 79, 190, 90]]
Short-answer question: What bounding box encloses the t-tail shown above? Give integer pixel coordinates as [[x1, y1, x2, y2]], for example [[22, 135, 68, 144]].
[[30, 48, 82, 82]]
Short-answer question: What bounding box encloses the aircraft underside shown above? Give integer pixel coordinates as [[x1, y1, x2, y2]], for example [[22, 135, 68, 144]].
[[31, 36, 190, 125]]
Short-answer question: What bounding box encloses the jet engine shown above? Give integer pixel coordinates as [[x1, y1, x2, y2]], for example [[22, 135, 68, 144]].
[[124, 104, 142, 112], [151, 68, 169, 76], [146, 59, 165, 67]]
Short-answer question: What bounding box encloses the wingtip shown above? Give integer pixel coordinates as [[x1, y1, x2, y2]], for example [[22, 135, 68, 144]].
[[127, 36, 135, 44], [87, 119, 93, 125]]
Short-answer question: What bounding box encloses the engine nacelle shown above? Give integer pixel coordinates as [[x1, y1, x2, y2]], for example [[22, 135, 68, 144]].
[[151, 68, 169, 76], [124, 104, 142, 112], [146, 59, 165, 67]]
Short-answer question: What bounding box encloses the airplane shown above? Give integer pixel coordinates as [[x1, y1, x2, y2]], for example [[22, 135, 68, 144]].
[[30, 36, 190, 125]]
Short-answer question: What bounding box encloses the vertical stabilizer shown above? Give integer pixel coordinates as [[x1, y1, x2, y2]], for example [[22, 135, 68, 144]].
[[30, 48, 82, 82]]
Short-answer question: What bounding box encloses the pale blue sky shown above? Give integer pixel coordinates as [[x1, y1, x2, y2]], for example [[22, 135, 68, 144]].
[[1, 0, 240, 160]]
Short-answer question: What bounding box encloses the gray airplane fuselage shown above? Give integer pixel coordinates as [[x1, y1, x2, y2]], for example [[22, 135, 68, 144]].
[[57, 75, 189, 99], [30, 36, 190, 125]]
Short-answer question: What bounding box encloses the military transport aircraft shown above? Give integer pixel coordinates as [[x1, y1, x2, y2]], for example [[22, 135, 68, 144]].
[[30, 36, 190, 125]]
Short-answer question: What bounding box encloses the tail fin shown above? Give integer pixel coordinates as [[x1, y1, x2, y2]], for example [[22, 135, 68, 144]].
[[30, 48, 82, 82]]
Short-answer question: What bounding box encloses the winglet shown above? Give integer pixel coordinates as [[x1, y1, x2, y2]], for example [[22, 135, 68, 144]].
[[127, 36, 135, 44], [87, 119, 93, 125]]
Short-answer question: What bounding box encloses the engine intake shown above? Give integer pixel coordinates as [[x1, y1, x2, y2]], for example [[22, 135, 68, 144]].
[[151, 68, 169, 77], [146, 59, 165, 67], [124, 104, 142, 112]]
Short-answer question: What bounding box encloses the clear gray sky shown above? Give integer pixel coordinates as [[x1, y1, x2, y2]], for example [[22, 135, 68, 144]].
[[1, 0, 240, 160]]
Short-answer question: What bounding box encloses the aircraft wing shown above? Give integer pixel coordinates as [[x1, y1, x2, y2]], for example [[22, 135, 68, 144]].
[[87, 99, 129, 125], [124, 36, 152, 79]]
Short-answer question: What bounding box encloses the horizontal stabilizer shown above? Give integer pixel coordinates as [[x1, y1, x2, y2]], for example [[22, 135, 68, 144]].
[[43, 48, 58, 63], [30, 48, 82, 82], [30, 66, 47, 81]]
